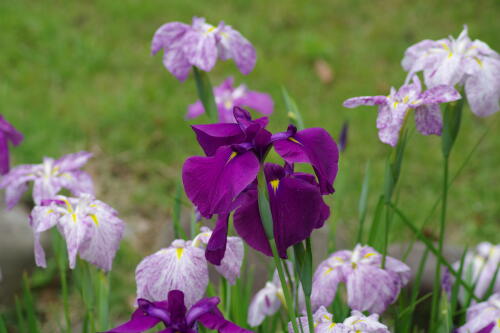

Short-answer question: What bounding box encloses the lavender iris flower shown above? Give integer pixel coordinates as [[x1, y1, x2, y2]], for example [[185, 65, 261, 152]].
[[105, 290, 252, 333], [30, 194, 124, 271], [248, 262, 304, 327], [457, 293, 500, 333], [288, 306, 390, 333], [311, 244, 410, 314], [0, 151, 93, 209], [152, 17, 256, 81], [343, 76, 460, 146], [182, 107, 338, 264], [443, 242, 500, 304], [136, 228, 244, 309], [0, 115, 23, 175], [187, 77, 273, 123], [403, 25, 500, 117]]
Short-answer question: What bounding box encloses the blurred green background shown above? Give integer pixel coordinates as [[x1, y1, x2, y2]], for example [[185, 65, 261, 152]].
[[1, 0, 499, 328]]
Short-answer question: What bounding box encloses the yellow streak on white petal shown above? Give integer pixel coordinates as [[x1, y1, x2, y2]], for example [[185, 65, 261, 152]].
[[323, 267, 333, 276], [71, 214, 77, 223], [363, 252, 375, 258]]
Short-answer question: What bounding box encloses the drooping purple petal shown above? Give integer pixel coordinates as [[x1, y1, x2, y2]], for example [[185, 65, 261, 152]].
[[0, 115, 23, 175], [376, 104, 407, 147], [54, 151, 93, 172], [342, 96, 387, 108], [0, 164, 37, 209], [135, 240, 209, 309], [198, 309, 252, 333], [182, 146, 259, 218], [30, 205, 59, 267], [151, 22, 190, 55], [105, 308, 161, 333], [205, 214, 229, 265], [185, 297, 219, 327], [274, 127, 339, 194], [166, 290, 187, 327], [162, 44, 192, 82], [414, 104, 443, 136], [217, 24, 256, 75], [191, 123, 245, 156], [233, 189, 272, 256]]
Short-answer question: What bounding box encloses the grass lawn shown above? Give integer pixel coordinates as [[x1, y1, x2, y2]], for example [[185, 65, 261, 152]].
[[1, 0, 499, 327]]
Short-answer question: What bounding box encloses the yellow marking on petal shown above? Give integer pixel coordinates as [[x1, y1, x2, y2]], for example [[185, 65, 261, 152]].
[[62, 199, 73, 213], [329, 322, 337, 329], [90, 204, 97, 208], [402, 96, 409, 104], [207, 26, 216, 32], [224, 100, 233, 109], [288, 137, 301, 145], [448, 52, 453, 58], [176, 248, 184, 260], [363, 252, 375, 259], [90, 214, 99, 226], [474, 56, 483, 67], [333, 257, 344, 262], [411, 99, 422, 105], [323, 315, 330, 321], [51, 166, 60, 175], [276, 290, 287, 308], [228, 151, 238, 163], [393, 101, 399, 109], [71, 214, 77, 223], [497, 319, 500, 327], [46, 209, 54, 215], [352, 262, 357, 269], [270, 179, 280, 193], [441, 42, 450, 51], [323, 267, 333, 276]]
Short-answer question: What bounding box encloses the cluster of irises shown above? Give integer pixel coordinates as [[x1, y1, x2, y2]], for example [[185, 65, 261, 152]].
[[1, 16, 499, 333]]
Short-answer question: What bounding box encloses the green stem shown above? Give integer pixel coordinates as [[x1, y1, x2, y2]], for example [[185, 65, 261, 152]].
[[59, 265, 71, 332], [269, 241, 300, 333], [303, 238, 314, 332], [192, 66, 218, 123], [430, 156, 449, 331]]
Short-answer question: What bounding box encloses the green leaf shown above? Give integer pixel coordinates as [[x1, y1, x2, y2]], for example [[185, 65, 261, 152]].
[[22, 273, 40, 333], [15, 296, 27, 333], [367, 195, 385, 251], [442, 98, 464, 158], [389, 202, 479, 302], [281, 87, 305, 130], [436, 290, 452, 333], [0, 314, 7, 333], [356, 161, 371, 244], [193, 67, 218, 123], [172, 181, 186, 239]]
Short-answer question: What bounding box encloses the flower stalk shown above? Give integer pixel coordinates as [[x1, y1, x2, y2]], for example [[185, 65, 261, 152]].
[[193, 67, 218, 123]]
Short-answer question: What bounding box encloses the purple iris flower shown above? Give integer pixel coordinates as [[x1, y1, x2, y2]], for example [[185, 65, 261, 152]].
[[443, 242, 500, 304], [311, 244, 410, 314], [152, 17, 256, 81], [135, 228, 243, 308], [289, 306, 390, 333], [338, 121, 348, 152], [187, 77, 273, 123], [0, 151, 93, 209], [182, 107, 338, 264], [30, 194, 124, 271], [105, 290, 252, 333], [403, 25, 500, 117], [343, 76, 461, 146], [457, 293, 500, 333], [0, 115, 23, 175]]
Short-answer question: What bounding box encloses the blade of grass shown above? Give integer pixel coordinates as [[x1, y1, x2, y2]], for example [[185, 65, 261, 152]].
[[22, 273, 40, 333], [356, 161, 371, 244], [14, 296, 27, 333], [388, 202, 479, 302]]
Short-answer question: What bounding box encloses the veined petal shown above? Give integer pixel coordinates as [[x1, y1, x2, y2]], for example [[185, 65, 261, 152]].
[[376, 105, 407, 147], [0, 164, 38, 208], [135, 240, 209, 308], [426, 52, 464, 87], [414, 104, 443, 136], [30, 205, 59, 268], [465, 56, 500, 117], [217, 24, 256, 75], [54, 151, 93, 172], [57, 212, 90, 269], [247, 282, 281, 327], [198, 309, 253, 333], [343, 311, 390, 332], [186, 296, 219, 327], [205, 214, 229, 265], [162, 44, 192, 81], [151, 22, 190, 55], [346, 264, 399, 314], [77, 200, 125, 272], [343, 96, 387, 108], [420, 85, 461, 105], [216, 235, 244, 284], [182, 146, 259, 217], [191, 123, 245, 156], [311, 257, 345, 310], [274, 127, 339, 194], [183, 29, 218, 72]]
